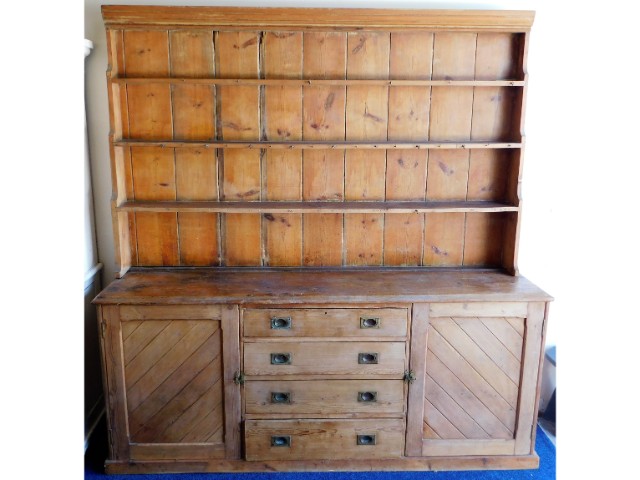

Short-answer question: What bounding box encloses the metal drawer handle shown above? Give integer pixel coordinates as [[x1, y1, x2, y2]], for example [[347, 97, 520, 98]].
[[360, 317, 380, 329], [357, 434, 376, 445], [271, 392, 291, 404], [271, 435, 291, 447], [271, 353, 292, 365], [271, 316, 292, 329], [358, 391, 377, 402], [358, 352, 379, 364]]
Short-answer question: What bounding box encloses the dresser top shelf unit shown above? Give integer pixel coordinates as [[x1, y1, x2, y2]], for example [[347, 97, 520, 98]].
[[104, 5, 533, 277]]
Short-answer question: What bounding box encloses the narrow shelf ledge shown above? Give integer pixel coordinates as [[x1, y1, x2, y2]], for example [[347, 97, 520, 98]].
[[112, 77, 526, 87], [114, 140, 523, 150], [117, 201, 519, 214]]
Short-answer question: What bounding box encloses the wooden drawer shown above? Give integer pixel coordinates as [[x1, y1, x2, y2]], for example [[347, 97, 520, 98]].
[[244, 341, 406, 376], [244, 419, 405, 461], [245, 379, 405, 415], [243, 308, 408, 338]]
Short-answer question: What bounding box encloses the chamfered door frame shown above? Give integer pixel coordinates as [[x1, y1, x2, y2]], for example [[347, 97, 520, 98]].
[[405, 301, 547, 457]]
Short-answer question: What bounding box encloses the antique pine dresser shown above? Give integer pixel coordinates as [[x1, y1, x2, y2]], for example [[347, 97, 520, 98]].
[[94, 5, 552, 474]]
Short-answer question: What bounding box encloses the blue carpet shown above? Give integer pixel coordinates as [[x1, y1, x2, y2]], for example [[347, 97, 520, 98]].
[[85, 421, 555, 480]]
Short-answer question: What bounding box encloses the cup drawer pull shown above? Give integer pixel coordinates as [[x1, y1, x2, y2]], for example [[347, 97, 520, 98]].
[[271, 435, 291, 447], [271, 353, 292, 365], [358, 352, 379, 364], [357, 391, 378, 402], [271, 392, 291, 404], [357, 434, 376, 445], [271, 316, 292, 329], [360, 317, 380, 329]]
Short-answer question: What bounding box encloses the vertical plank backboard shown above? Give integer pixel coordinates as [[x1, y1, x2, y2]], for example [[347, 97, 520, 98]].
[[424, 213, 465, 266], [463, 213, 505, 266], [302, 32, 346, 266], [429, 32, 476, 141], [345, 32, 389, 266], [426, 150, 470, 201], [217, 31, 261, 266], [169, 30, 214, 78], [131, 147, 179, 266], [123, 30, 169, 77], [385, 34, 430, 266], [176, 149, 218, 266], [467, 150, 510, 201], [263, 31, 303, 266]]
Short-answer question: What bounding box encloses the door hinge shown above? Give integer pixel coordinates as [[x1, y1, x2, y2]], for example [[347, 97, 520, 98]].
[[233, 371, 245, 385], [403, 370, 416, 384]]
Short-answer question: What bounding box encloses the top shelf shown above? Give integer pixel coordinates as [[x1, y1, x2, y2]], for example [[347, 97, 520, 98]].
[[112, 77, 525, 87]]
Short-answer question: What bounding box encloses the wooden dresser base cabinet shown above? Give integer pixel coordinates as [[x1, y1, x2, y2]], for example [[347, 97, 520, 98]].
[[95, 269, 551, 474]]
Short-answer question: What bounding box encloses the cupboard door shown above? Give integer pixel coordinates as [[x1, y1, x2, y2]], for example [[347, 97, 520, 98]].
[[100, 304, 241, 461], [406, 302, 546, 457]]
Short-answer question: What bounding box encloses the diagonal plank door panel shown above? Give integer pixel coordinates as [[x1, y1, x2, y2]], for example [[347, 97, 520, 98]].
[[122, 319, 224, 445], [423, 316, 524, 445]]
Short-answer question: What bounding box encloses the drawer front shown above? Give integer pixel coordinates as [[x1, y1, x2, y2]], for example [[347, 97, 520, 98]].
[[245, 379, 405, 415], [244, 341, 406, 376], [245, 419, 405, 461], [243, 308, 408, 338]]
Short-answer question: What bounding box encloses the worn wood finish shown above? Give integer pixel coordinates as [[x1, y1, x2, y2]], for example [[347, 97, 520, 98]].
[[244, 341, 406, 376], [245, 419, 405, 461], [99, 7, 548, 473], [245, 379, 405, 415], [243, 308, 408, 338]]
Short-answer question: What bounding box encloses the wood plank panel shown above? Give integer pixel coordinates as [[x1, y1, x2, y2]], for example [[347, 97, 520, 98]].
[[303, 150, 344, 201], [463, 213, 505, 266], [127, 84, 173, 140], [345, 32, 388, 265], [172, 85, 215, 141], [383, 214, 424, 266], [224, 214, 261, 266], [303, 213, 343, 266], [452, 317, 522, 384], [475, 33, 518, 81], [123, 30, 169, 77], [425, 374, 490, 439], [426, 351, 513, 439], [481, 317, 525, 361], [429, 32, 476, 141], [427, 327, 517, 431], [423, 398, 465, 440], [128, 333, 221, 441], [471, 87, 517, 141], [169, 30, 214, 77], [423, 212, 465, 266], [431, 318, 518, 408], [426, 150, 470, 201], [221, 149, 261, 201], [131, 146, 176, 201], [122, 320, 167, 364], [245, 419, 405, 461], [467, 150, 510, 201], [302, 32, 347, 265], [175, 149, 218, 265], [388, 32, 432, 140], [263, 33, 303, 266]]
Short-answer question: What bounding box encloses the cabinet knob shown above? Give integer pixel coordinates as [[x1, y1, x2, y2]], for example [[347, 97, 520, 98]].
[[270, 353, 292, 365], [360, 316, 380, 329], [270, 392, 291, 404], [271, 316, 292, 329], [358, 352, 379, 364], [271, 435, 291, 447], [357, 391, 377, 402], [357, 434, 376, 445]]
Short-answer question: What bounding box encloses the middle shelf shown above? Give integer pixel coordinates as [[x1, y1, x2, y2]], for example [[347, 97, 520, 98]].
[[116, 200, 519, 214]]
